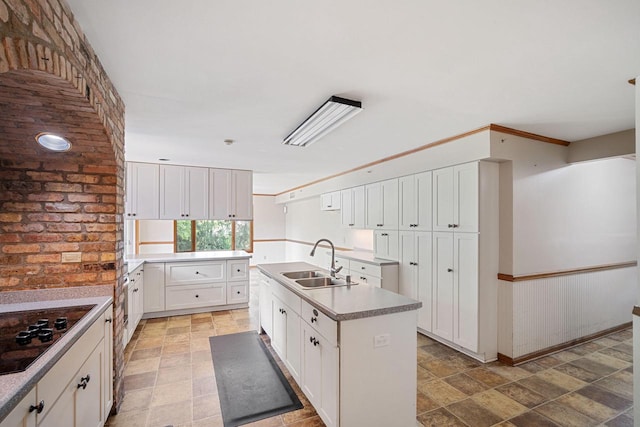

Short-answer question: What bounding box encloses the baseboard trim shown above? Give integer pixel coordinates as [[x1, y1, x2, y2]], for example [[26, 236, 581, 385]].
[[497, 322, 632, 366]]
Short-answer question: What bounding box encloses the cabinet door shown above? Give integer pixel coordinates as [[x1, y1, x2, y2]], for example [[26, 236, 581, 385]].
[[75, 343, 104, 427], [271, 297, 287, 361], [132, 266, 144, 328], [432, 232, 454, 341], [373, 230, 399, 261], [209, 168, 232, 219], [364, 182, 382, 229], [432, 167, 454, 232], [143, 263, 165, 313], [352, 186, 365, 228], [103, 306, 114, 420], [126, 162, 159, 219], [416, 232, 433, 332], [232, 170, 253, 220], [259, 275, 272, 336], [453, 233, 479, 351], [340, 189, 353, 227], [414, 171, 433, 231], [0, 388, 36, 427], [301, 323, 339, 427], [454, 162, 478, 233], [398, 231, 416, 299], [285, 309, 301, 383], [398, 175, 416, 231], [227, 260, 249, 281], [320, 192, 340, 210], [380, 178, 399, 229], [185, 166, 209, 219], [227, 281, 249, 304], [159, 164, 185, 219]]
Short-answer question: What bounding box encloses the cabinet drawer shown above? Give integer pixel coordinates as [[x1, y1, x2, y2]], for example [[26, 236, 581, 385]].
[[38, 314, 104, 420], [227, 281, 249, 304], [166, 261, 225, 285], [349, 260, 382, 278], [165, 284, 226, 310], [301, 300, 337, 346], [227, 260, 249, 281], [271, 280, 301, 316], [355, 272, 382, 288]]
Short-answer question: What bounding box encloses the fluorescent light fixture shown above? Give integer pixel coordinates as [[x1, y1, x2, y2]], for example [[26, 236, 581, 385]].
[[283, 96, 362, 147], [35, 133, 71, 152]]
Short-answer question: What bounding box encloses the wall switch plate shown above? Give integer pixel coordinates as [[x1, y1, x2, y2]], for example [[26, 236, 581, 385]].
[[374, 333, 390, 348], [61, 252, 82, 263]]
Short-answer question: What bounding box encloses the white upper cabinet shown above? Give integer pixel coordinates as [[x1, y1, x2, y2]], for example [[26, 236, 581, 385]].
[[320, 191, 341, 211], [210, 169, 253, 220], [125, 162, 159, 219], [340, 186, 365, 228], [399, 171, 432, 231], [433, 162, 478, 232], [365, 178, 398, 230], [159, 165, 209, 220]]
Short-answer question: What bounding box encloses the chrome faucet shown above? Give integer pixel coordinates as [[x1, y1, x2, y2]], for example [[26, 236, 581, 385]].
[[310, 238, 343, 278]]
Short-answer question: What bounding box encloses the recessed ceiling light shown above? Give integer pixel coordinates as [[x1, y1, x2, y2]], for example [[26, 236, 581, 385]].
[[158, 158, 170, 161], [35, 133, 71, 152]]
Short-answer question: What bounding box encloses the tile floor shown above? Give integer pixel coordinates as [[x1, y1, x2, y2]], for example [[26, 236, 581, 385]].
[[107, 272, 635, 427]]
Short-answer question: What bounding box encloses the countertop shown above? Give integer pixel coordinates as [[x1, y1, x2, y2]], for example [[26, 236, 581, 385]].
[[257, 262, 420, 321], [126, 250, 252, 273], [332, 249, 399, 266], [0, 296, 113, 421]]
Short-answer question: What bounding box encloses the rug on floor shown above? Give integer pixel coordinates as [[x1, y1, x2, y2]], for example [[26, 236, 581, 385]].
[[209, 331, 303, 427]]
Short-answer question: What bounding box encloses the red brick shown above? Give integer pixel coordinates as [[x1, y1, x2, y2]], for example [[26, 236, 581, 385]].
[[83, 165, 117, 174], [27, 213, 62, 222], [84, 204, 115, 213], [41, 162, 79, 172], [101, 195, 116, 203], [27, 193, 65, 202], [26, 253, 60, 263], [81, 242, 115, 252], [84, 223, 115, 233], [26, 171, 64, 181], [0, 213, 22, 222], [68, 194, 99, 203], [44, 264, 80, 274], [101, 233, 116, 242], [0, 255, 22, 265], [1, 160, 40, 170], [23, 233, 62, 243], [0, 234, 22, 243], [100, 175, 117, 185], [83, 184, 116, 194], [82, 253, 99, 262], [2, 181, 42, 192], [42, 242, 79, 252], [2, 223, 45, 233], [0, 277, 20, 287], [2, 202, 42, 212], [66, 174, 100, 184], [45, 223, 81, 232], [24, 275, 63, 286], [98, 214, 115, 223], [44, 182, 82, 192], [100, 252, 116, 262], [100, 271, 116, 281], [64, 272, 98, 283], [63, 213, 97, 223], [44, 202, 80, 212], [2, 244, 40, 253], [0, 192, 23, 202], [0, 265, 42, 276]]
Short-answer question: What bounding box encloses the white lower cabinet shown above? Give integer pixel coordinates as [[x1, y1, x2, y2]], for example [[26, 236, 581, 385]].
[[1, 305, 113, 427], [142, 263, 165, 313], [333, 256, 398, 294], [259, 275, 273, 337], [165, 283, 226, 310], [271, 295, 301, 383], [399, 231, 432, 332]]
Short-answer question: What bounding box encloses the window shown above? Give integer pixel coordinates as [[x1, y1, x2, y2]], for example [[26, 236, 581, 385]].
[[175, 220, 253, 252]]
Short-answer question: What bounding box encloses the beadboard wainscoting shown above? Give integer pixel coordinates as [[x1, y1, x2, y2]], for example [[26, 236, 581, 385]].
[[498, 264, 636, 363]]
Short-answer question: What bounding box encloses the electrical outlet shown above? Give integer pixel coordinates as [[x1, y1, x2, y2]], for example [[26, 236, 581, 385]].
[[374, 333, 390, 348]]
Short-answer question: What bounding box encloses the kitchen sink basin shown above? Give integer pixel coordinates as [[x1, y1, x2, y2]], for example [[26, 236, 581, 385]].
[[295, 276, 356, 288], [282, 270, 324, 280]]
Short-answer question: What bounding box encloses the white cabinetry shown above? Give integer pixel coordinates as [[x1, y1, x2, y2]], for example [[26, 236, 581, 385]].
[[320, 191, 341, 211], [373, 230, 399, 261], [300, 301, 339, 427], [333, 255, 398, 293], [125, 162, 159, 219], [5, 305, 114, 427], [142, 263, 165, 313], [433, 162, 478, 232], [165, 262, 226, 310], [365, 179, 398, 230], [159, 165, 209, 219], [126, 264, 144, 346], [210, 168, 253, 220], [259, 275, 273, 337], [340, 186, 365, 228], [399, 171, 432, 231], [399, 231, 433, 331], [271, 285, 302, 383], [226, 259, 249, 304]]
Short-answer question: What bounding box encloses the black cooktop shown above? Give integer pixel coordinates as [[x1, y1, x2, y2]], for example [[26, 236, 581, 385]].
[[0, 305, 95, 375]]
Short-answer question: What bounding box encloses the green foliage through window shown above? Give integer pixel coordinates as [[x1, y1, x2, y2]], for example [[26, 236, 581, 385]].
[[175, 220, 252, 252]]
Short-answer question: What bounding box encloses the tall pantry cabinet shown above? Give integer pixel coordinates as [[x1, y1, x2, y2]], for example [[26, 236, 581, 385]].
[[430, 161, 499, 361]]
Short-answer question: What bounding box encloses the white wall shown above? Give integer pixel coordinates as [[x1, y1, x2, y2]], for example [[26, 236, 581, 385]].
[[252, 195, 286, 265]]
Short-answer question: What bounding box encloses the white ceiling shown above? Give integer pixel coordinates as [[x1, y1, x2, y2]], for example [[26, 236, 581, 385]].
[[65, 0, 640, 194]]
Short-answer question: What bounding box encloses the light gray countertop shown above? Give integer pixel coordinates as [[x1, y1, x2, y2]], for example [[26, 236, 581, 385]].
[[257, 262, 420, 321], [0, 296, 113, 422], [125, 250, 251, 272], [333, 249, 399, 266]]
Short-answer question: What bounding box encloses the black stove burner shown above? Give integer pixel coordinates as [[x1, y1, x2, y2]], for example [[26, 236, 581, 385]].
[[0, 305, 95, 375]]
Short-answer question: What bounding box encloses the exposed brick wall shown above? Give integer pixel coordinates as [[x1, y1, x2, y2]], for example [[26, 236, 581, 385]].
[[0, 0, 126, 412]]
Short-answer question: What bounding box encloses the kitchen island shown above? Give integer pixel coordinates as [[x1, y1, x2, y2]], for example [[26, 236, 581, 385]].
[[257, 262, 421, 427]]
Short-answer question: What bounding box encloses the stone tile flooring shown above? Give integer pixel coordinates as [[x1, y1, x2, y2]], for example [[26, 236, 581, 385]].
[[106, 271, 634, 426]]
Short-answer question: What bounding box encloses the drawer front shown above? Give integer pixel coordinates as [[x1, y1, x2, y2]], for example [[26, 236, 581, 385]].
[[355, 272, 382, 288], [165, 283, 226, 310], [349, 260, 382, 278], [227, 260, 249, 281], [301, 300, 337, 346], [38, 314, 104, 420], [227, 281, 249, 304], [166, 261, 226, 285], [271, 280, 301, 316]]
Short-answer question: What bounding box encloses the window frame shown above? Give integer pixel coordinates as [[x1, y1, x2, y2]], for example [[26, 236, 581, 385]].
[[173, 220, 253, 253]]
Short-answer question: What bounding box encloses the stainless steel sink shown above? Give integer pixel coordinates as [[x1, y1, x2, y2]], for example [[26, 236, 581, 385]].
[[282, 270, 324, 280], [295, 276, 356, 288]]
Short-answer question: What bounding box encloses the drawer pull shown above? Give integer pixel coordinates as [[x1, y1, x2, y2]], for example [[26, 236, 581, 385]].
[[195, 271, 200, 275], [311, 317, 317, 323], [361, 266, 365, 270], [29, 401, 45, 414], [447, 268, 453, 273], [105, 317, 112, 323], [309, 336, 319, 346], [236, 291, 241, 295], [195, 294, 199, 298], [77, 374, 90, 389]]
